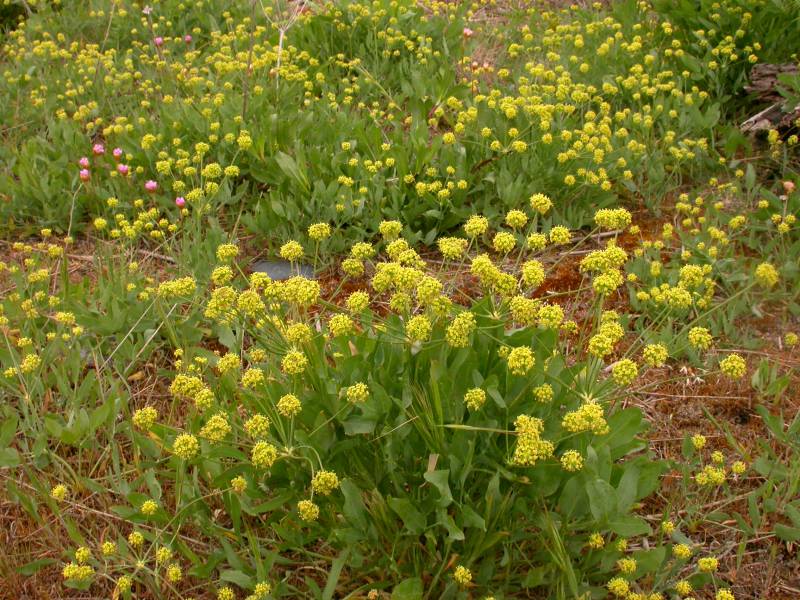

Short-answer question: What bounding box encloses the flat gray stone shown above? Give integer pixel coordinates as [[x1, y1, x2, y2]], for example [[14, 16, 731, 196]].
[[251, 259, 314, 280]]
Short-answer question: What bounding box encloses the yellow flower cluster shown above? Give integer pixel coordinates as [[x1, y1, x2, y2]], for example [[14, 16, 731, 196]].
[[157, 276, 197, 298], [172, 433, 200, 460], [719, 353, 746, 379], [642, 343, 668, 367], [406, 314, 432, 342], [311, 470, 340, 496], [298, 499, 320, 522], [464, 388, 486, 411], [506, 346, 535, 376], [199, 413, 231, 442], [244, 415, 271, 439], [62, 563, 94, 582], [611, 358, 638, 386], [560, 450, 584, 472], [688, 326, 713, 350], [453, 565, 472, 586], [251, 441, 278, 469], [277, 394, 302, 417], [446, 311, 476, 348], [510, 415, 554, 467], [588, 312, 625, 358], [562, 402, 609, 435], [281, 349, 308, 375], [346, 382, 370, 403]]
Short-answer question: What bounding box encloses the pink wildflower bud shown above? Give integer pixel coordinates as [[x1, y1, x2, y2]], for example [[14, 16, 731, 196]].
[[112, 147, 123, 161], [463, 27, 474, 38], [79, 157, 90, 168], [117, 164, 129, 176], [145, 180, 158, 193], [184, 34, 192, 43], [154, 36, 164, 47], [175, 196, 186, 208], [92, 143, 105, 155], [79, 169, 90, 182]]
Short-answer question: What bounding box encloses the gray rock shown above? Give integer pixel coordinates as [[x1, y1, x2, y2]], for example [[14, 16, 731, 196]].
[[251, 259, 314, 280]]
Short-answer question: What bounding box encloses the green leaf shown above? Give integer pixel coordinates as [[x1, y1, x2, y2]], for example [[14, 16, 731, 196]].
[[227, 493, 242, 534], [340, 479, 368, 530], [322, 551, 348, 600], [632, 546, 667, 572], [392, 578, 423, 600], [608, 515, 651, 537], [221, 539, 246, 570], [681, 435, 696, 460], [0, 447, 20, 468], [0, 415, 18, 447], [616, 465, 639, 511], [215, 325, 237, 352], [143, 469, 162, 500], [191, 552, 224, 579], [424, 469, 453, 507], [460, 505, 486, 531], [605, 408, 644, 456], [775, 523, 800, 542], [220, 569, 252, 588], [748, 492, 762, 531], [635, 460, 666, 498], [248, 491, 294, 515], [586, 479, 617, 522], [745, 163, 756, 190], [17, 558, 57, 575], [437, 508, 464, 541], [784, 503, 800, 528], [275, 151, 309, 193], [485, 471, 501, 506], [342, 418, 377, 435], [558, 476, 585, 517], [63, 516, 87, 546], [89, 397, 114, 431], [522, 566, 548, 588], [387, 497, 426, 534], [756, 405, 786, 442]]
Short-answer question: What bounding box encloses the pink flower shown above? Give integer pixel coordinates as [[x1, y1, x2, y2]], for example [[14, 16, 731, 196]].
[[117, 164, 129, 176], [463, 27, 474, 38], [112, 147, 123, 161], [184, 34, 192, 44], [92, 143, 105, 155], [79, 157, 90, 168], [145, 180, 158, 193], [154, 37, 164, 47], [79, 169, 90, 182], [175, 196, 186, 208]]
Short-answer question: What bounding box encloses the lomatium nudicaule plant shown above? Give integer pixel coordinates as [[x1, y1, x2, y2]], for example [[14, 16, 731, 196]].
[[0, 0, 798, 598]]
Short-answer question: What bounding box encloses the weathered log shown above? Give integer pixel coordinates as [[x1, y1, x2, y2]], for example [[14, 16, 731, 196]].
[[744, 63, 799, 102]]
